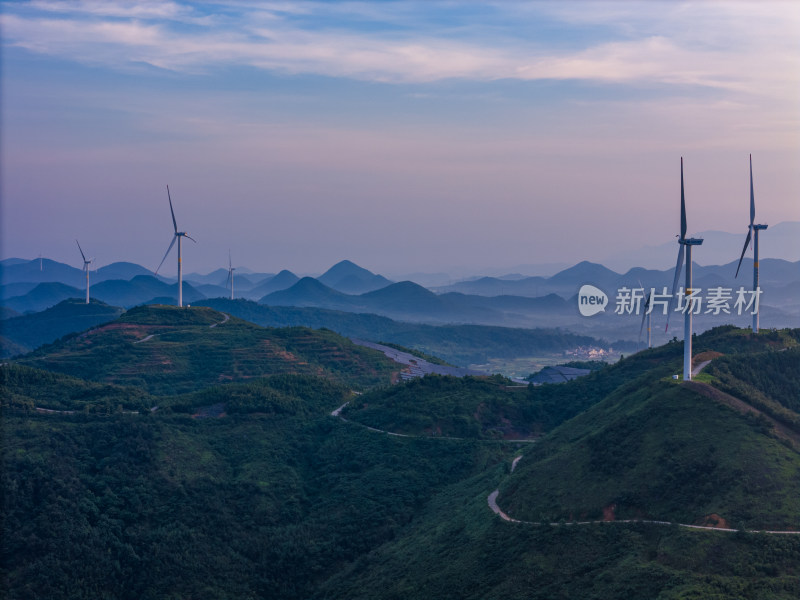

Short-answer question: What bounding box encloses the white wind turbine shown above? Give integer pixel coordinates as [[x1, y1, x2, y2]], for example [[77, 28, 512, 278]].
[[226, 251, 236, 300], [155, 186, 196, 307], [76, 240, 93, 304], [665, 158, 703, 381], [734, 155, 768, 333]]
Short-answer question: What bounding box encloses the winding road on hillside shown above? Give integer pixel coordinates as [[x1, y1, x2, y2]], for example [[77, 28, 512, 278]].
[[130, 311, 231, 344], [332, 394, 800, 536], [331, 401, 537, 443], [487, 457, 800, 535], [26, 330, 800, 535], [350, 339, 487, 381]]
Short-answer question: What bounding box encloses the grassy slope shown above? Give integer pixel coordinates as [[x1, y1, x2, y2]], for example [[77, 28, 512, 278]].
[[13, 305, 397, 394]]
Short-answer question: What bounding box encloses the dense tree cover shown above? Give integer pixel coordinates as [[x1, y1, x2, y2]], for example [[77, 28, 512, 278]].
[[322, 468, 800, 600], [14, 306, 397, 394], [558, 360, 609, 371], [170, 374, 351, 416], [3, 324, 800, 599], [344, 375, 534, 439], [501, 376, 800, 530], [1, 364, 152, 413], [707, 347, 800, 423], [2, 407, 509, 600]]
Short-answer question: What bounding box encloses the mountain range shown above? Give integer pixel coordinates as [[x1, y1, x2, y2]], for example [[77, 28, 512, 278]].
[[3, 257, 799, 349]]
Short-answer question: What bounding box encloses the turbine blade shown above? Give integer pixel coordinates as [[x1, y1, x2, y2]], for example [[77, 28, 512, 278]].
[[155, 235, 177, 275], [167, 185, 178, 233], [665, 244, 685, 332], [749, 154, 755, 227], [185, 234, 197, 243], [636, 279, 648, 347], [229, 249, 232, 270], [734, 229, 752, 278], [680, 157, 687, 240], [638, 300, 648, 346], [76, 239, 86, 262]]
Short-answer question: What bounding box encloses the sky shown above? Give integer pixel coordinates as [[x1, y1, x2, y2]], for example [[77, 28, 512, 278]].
[[2, 0, 799, 277]]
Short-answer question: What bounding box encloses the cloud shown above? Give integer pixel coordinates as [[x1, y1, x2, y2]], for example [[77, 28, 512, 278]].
[[2, 0, 798, 100]]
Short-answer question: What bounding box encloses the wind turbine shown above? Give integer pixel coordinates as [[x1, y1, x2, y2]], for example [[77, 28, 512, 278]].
[[76, 240, 93, 304], [665, 158, 703, 381], [735, 154, 767, 333], [155, 186, 196, 307], [226, 250, 236, 300], [638, 281, 652, 350]]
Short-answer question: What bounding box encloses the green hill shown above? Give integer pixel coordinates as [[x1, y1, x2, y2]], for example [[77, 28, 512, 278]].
[[1, 367, 509, 600], [4, 325, 800, 599], [342, 375, 535, 439], [496, 328, 800, 530], [0, 298, 124, 357], [13, 304, 398, 394]]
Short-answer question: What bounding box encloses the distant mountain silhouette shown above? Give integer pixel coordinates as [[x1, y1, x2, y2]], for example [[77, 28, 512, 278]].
[[1, 258, 84, 287], [92, 275, 205, 307], [0, 298, 123, 357], [4, 282, 83, 313], [360, 281, 443, 313], [0, 306, 20, 319], [249, 270, 300, 298], [547, 261, 620, 286], [602, 220, 800, 271], [194, 283, 231, 299], [317, 260, 392, 294], [95, 262, 152, 282], [1, 282, 40, 300], [261, 277, 352, 307]]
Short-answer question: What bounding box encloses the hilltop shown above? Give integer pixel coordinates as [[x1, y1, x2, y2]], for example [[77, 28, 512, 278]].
[[0, 298, 123, 358], [14, 304, 398, 394]]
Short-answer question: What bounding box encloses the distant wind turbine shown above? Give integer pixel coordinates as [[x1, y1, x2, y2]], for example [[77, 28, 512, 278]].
[[226, 251, 236, 300], [734, 155, 768, 333], [665, 158, 703, 381], [76, 239, 94, 304], [638, 280, 652, 350], [155, 186, 196, 307]]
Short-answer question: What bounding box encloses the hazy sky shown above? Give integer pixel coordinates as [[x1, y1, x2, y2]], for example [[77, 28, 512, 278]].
[[2, 1, 799, 276]]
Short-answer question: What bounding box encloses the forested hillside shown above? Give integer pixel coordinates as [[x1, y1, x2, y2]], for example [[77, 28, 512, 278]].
[[3, 325, 800, 599]]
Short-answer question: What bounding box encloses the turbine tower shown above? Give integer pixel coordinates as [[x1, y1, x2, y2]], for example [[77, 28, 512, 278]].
[[76, 240, 93, 304], [665, 158, 703, 381], [734, 154, 768, 333], [638, 285, 652, 350], [226, 251, 236, 300], [155, 186, 196, 307]]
